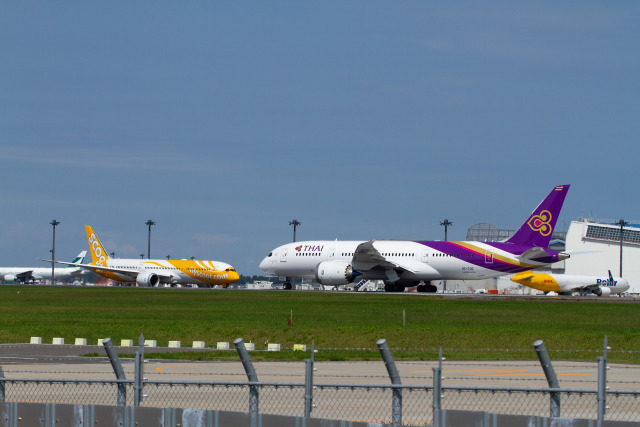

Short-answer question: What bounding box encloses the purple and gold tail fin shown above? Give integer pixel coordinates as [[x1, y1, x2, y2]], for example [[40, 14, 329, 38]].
[[506, 185, 570, 248]]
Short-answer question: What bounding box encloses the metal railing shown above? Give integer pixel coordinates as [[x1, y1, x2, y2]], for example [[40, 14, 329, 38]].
[[1, 336, 638, 426]]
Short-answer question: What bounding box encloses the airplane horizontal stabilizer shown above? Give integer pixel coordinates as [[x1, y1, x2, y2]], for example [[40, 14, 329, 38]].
[[517, 247, 550, 261]]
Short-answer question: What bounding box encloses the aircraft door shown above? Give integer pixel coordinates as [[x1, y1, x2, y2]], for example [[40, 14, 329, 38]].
[[421, 249, 430, 263], [485, 250, 494, 264], [280, 250, 288, 263], [328, 248, 336, 260]]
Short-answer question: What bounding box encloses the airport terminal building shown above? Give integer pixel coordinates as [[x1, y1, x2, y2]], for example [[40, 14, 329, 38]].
[[564, 218, 640, 294]]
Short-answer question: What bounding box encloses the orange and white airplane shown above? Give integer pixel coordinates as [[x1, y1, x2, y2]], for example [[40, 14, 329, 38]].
[[42, 226, 239, 287]]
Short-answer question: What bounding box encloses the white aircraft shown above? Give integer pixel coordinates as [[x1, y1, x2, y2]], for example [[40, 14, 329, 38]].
[[0, 251, 87, 284], [42, 226, 239, 287], [511, 270, 630, 296], [260, 185, 571, 291]]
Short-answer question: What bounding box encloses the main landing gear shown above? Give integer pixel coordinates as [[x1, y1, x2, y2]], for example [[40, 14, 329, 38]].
[[384, 281, 438, 293], [384, 282, 405, 292], [417, 282, 438, 293]]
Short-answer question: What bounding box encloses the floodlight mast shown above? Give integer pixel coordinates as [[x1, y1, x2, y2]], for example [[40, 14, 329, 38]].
[[616, 219, 628, 277], [289, 219, 301, 242], [283, 219, 302, 291], [145, 219, 155, 259], [440, 219, 453, 292], [50, 219, 60, 285], [440, 219, 453, 242]]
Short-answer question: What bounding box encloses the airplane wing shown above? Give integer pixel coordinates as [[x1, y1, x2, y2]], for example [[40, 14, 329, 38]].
[[39, 258, 182, 283], [352, 241, 421, 274], [566, 284, 600, 293], [39, 259, 139, 280], [15, 270, 35, 281]]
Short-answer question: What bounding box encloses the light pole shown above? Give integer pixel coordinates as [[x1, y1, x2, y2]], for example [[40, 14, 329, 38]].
[[289, 219, 301, 242], [440, 219, 453, 242], [145, 219, 155, 259], [440, 219, 453, 292], [50, 219, 60, 285], [616, 219, 628, 277]]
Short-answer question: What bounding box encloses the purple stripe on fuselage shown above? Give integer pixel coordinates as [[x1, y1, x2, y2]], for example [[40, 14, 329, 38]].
[[414, 241, 561, 274]]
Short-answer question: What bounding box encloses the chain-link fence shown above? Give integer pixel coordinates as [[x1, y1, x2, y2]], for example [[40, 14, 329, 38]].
[[1, 338, 639, 426], [2, 379, 639, 425]]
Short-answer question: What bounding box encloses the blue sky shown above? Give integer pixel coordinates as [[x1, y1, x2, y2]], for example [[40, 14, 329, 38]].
[[1, 2, 639, 275]]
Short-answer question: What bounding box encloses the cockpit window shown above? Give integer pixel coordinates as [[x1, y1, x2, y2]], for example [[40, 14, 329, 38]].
[[268, 253, 273, 257], [225, 268, 236, 272]]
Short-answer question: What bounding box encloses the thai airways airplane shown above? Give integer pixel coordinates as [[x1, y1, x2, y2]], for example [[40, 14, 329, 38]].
[[0, 251, 86, 284], [511, 270, 629, 296], [42, 226, 240, 287], [260, 185, 570, 291]]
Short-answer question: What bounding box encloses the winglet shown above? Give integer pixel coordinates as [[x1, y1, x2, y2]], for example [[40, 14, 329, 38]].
[[507, 185, 570, 248], [85, 226, 110, 267], [67, 251, 87, 267]]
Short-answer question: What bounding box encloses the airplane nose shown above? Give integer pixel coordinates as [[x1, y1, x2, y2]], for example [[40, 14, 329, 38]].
[[259, 257, 271, 274], [621, 280, 631, 292]]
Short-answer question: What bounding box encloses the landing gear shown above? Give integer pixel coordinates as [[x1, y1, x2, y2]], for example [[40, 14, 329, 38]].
[[417, 281, 438, 293], [384, 282, 405, 292], [283, 278, 293, 290]]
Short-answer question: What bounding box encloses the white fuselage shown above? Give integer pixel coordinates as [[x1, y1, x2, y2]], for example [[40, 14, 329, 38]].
[[259, 240, 541, 282], [511, 270, 631, 296], [555, 274, 630, 294], [0, 266, 83, 282], [89, 258, 240, 287]]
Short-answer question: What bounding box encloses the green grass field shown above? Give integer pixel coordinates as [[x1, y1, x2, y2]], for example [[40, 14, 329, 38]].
[[1, 286, 638, 363]]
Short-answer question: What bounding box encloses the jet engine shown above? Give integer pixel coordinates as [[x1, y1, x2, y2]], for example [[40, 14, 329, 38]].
[[594, 286, 612, 297], [315, 261, 359, 286], [3, 275, 16, 282], [136, 271, 160, 287]]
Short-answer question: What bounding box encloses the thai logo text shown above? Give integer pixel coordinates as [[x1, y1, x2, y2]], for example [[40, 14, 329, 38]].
[[295, 245, 324, 252], [527, 210, 552, 236]]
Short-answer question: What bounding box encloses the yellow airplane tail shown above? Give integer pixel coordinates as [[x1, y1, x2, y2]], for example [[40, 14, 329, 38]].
[[85, 225, 110, 267]]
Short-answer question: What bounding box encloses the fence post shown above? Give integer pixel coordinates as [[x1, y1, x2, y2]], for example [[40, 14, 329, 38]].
[[432, 348, 443, 427], [533, 340, 560, 417], [134, 334, 145, 407], [0, 364, 5, 402], [304, 340, 315, 418], [304, 359, 314, 418], [597, 356, 607, 426], [103, 337, 127, 406], [376, 339, 402, 427], [234, 338, 259, 414]]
